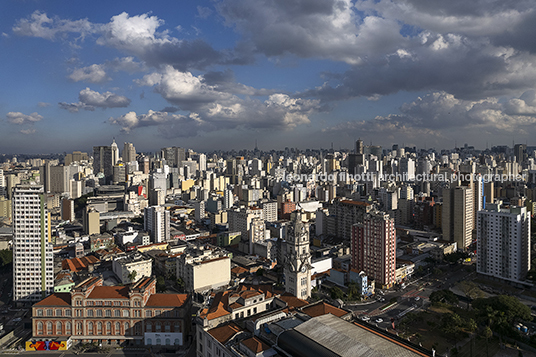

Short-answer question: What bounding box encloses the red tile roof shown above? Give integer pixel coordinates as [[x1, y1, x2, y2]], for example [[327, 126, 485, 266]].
[[88, 286, 129, 299], [241, 337, 271, 353], [146, 294, 189, 307], [301, 302, 348, 318], [199, 291, 231, 320], [34, 293, 71, 307], [278, 293, 309, 309], [208, 323, 242, 344], [61, 256, 100, 272]]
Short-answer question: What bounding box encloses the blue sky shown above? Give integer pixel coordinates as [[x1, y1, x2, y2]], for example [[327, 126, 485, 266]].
[[2, 0, 536, 154]]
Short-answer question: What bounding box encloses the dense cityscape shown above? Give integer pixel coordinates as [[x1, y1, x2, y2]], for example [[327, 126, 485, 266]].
[[0, 140, 534, 356], [3, 0, 536, 356]]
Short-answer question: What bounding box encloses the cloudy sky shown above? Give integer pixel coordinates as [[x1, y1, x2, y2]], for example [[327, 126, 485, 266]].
[[2, 0, 536, 153]]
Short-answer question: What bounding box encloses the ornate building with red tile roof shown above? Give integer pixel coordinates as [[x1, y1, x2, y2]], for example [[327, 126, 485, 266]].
[[31, 276, 191, 348]]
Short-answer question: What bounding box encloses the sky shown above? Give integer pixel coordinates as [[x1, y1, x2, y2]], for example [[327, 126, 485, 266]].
[[2, 0, 536, 154]]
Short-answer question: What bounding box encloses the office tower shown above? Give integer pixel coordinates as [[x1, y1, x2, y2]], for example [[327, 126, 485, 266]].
[[355, 139, 364, 154], [83, 207, 100, 235], [111, 139, 119, 166], [0, 169, 5, 197], [223, 187, 234, 209], [39, 161, 52, 193], [61, 198, 75, 221], [442, 186, 473, 249], [122, 142, 136, 163], [284, 212, 312, 299], [193, 200, 206, 222], [161, 147, 186, 167], [198, 154, 207, 172], [113, 164, 126, 184], [514, 144, 527, 164], [477, 203, 530, 282], [228, 206, 263, 241], [249, 217, 265, 254], [12, 185, 53, 303], [93, 145, 114, 182], [333, 199, 373, 241], [144, 206, 170, 243], [49, 165, 69, 194], [138, 154, 150, 174], [351, 211, 396, 288]]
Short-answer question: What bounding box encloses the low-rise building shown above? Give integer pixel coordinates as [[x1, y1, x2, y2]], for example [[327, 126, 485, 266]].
[[112, 253, 152, 284], [177, 246, 231, 293], [31, 276, 191, 347]]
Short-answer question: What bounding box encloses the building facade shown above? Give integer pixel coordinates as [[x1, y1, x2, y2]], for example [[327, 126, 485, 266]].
[[283, 212, 312, 299], [351, 211, 396, 288], [31, 276, 191, 347], [477, 203, 531, 282], [12, 185, 54, 303], [144, 206, 170, 243]]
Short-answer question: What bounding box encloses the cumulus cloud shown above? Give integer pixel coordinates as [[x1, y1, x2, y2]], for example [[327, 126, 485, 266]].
[[59, 88, 130, 112], [13, 11, 227, 71], [106, 56, 146, 73], [37, 102, 50, 107], [323, 91, 536, 144], [134, 66, 321, 134], [6, 112, 43, 124], [12, 10, 93, 41], [69, 64, 110, 83]]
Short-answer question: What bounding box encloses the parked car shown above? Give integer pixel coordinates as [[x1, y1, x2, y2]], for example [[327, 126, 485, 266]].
[[375, 318, 383, 323], [361, 316, 370, 321]]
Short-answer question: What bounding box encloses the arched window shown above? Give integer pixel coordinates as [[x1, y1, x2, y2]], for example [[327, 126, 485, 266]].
[[77, 322, 83, 335], [56, 321, 62, 334], [124, 322, 129, 335], [66, 322, 72, 334], [115, 322, 121, 335], [165, 338, 170, 345], [165, 322, 170, 332], [97, 322, 102, 335], [114, 310, 120, 317], [174, 323, 181, 332], [106, 322, 111, 333], [174, 338, 180, 345], [88, 322, 93, 335], [146, 338, 152, 345], [156, 338, 161, 345], [47, 322, 53, 334], [37, 322, 43, 335], [146, 323, 152, 332]]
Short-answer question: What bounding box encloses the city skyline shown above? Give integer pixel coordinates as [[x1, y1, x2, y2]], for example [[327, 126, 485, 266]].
[[2, 1, 536, 153]]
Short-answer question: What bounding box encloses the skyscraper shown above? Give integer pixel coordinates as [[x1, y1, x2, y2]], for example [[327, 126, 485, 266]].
[[93, 145, 114, 182], [351, 211, 396, 288], [477, 203, 530, 282], [123, 142, 137, 163], [442, 186, 473, 249], [144, 206, 170, 243], [12, 185, 53, 303]]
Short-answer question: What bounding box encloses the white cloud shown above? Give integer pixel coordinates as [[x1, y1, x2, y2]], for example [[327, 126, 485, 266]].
[[20, 128, 36, 135], [12, 10, 94, 41], [69, 64, 110, 83], [59, 88, 130, 112], [78, 88, 131, 108], [6, 112, 43, 124], [37, 102, 50, 107]]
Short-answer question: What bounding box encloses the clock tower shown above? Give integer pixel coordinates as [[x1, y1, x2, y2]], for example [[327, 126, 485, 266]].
[[284, 212, 312, 299]]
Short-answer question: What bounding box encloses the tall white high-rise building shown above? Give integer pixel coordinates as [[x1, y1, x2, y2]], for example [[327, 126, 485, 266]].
[[123, 142, 137, 163], [12, 185, 54, 303], [477, 203, 530, 282], [144, 206, 170, 243], [198, 153, 207, 172]]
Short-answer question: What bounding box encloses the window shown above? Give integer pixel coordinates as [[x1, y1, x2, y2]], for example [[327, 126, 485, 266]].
[[88, 322, 93, 335], [156, 338, 161, 345], [56, 321, 62, 334], [155, 310, 161, 316], [123, 310, 129, 317], [146, 310, 152, 318], [97, 309, 103, 317], [77, 323, 83, 335], [56, 309, 62, 317], [66, 322, 72, 335], [46, 309, 53, 316], [47, 322, 52, 334], [87, 310, 94, 317], [114, 309, 120, 317], [65, 309, 71, 317], [37, 322, 43, 335], [146, 323, 152, 332], [124, 322, 129, 335], [115, 322, 121, 335], [106, 322, 111, 333], [105, 310, 111, 317]]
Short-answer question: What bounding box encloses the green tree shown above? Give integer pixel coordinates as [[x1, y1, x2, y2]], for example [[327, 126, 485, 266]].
[[330, 286, 344, 300], [127, 270, 137, 282], [0, 250, 13, 268], [430, 289, 459, 305], [156, 276, 166, 293]]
